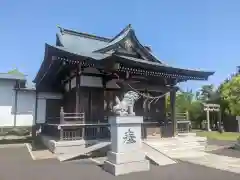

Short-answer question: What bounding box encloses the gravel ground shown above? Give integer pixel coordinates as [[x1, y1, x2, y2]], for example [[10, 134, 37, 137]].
[[0, 146, 240, 180], [206, 139, 240, 158], [207, 139, 236, 146], [209, 147, 240, 158]]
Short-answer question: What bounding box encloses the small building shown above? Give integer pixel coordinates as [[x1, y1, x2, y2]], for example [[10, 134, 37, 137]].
[[0, 71, 62, 133], [33, 24, 214, 142], [0, 72, 35, 130]]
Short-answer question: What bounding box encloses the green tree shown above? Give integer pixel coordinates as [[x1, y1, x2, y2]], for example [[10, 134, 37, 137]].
[[7, 68, 24, 76], [220, 75, 240, 116], [175, 90, 194, 112], [196, 84, 216, 102], [188, 100, 204, 127]]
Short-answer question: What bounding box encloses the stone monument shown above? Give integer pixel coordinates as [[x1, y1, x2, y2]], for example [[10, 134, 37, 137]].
[[235, 136, 240, 150], [236, 116, 240, 133], [104, 91, 150, 176], [235, 116, 240, 150]]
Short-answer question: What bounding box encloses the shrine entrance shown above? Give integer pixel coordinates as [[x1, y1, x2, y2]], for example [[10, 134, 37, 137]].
[[203, 103, 221, 131]]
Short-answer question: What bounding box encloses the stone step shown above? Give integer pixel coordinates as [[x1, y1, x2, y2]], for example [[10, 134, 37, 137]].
[[163, 150, 206, 159], [160, 146, 205, 153], [145, 142, 206, 154], [151, 143, 205, 150], [142, 143, 177, 166], [57, 141, 111, 162], [148, 142, 206, 148], [146, 137, 207, 145], [177, 133, 197, 137]]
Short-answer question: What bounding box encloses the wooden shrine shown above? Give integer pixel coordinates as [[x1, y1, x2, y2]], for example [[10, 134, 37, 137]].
[[34, 24, 214, 141]]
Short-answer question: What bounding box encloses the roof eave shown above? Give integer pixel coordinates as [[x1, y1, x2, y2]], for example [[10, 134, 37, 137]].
[[114, 55, 214, 80], [33, 44, 50, 83], [58, 26, 111, 42]]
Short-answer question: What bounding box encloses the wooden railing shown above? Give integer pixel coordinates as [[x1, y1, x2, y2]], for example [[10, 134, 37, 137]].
[[60, 107, 85, 124], [167, 112, 191, 133], [41, 123, 110, 141], [176, 112, 191, 133], [41, 107, 110, 141]]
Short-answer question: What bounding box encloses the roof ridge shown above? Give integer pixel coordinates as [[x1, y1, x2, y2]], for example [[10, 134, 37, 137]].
[[57, 26, 111, 42], [109, 24, 132, 43]]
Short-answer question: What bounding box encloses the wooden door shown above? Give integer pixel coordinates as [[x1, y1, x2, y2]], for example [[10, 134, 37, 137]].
[[91, 88, 104, 123], [80, 89, 90, 122], [46, 99, 62, 123]]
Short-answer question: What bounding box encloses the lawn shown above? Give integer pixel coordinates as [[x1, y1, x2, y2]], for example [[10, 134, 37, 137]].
[[196, 131, 240, 141]]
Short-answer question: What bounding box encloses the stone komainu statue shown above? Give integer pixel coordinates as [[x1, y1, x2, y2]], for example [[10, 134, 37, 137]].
[[113, 91, 140, 116]]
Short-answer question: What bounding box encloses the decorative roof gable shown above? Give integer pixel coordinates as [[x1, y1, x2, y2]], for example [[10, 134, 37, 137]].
[[93, 24, 164, 64], [56, 24, 165, 64]]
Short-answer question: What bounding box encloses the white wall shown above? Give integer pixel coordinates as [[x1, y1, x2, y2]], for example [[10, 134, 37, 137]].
[[0, 78, 63, 127], [36, 92, 62, 124], [16, 90, 35, 126], [0, 80, 16, 126], [0, 79, 37, 127], [36, 98, 46, 124]]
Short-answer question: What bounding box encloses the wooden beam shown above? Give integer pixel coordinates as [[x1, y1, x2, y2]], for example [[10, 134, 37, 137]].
[[120, 81, 173, 92], [170, 89, 177, 136]]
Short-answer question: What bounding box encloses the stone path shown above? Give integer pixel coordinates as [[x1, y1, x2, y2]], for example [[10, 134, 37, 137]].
[[145, 140, 240, 174], [179, 152, 240, 174]]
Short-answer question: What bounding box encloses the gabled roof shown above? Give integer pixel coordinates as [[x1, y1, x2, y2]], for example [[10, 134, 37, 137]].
[[56, 26, 109, 53], [34, 24, 215, 84], [56, 24, 165, 64], [94, 24, 164, 64]]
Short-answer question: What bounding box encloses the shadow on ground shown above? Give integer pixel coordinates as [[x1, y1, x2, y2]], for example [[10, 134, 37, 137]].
[[0, 136, 32, 144]]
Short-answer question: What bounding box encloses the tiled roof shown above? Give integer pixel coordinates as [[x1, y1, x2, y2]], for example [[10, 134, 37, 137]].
[[50, 44, 111, 60], [57, 28, 109, 54], [0, 73, 26, 81], [34, 25, 215, 84]]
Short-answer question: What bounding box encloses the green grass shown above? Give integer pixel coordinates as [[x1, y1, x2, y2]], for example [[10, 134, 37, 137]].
[[196, 131, 240, 141]]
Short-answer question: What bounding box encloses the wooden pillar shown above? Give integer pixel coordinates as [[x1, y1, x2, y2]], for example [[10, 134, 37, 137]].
[[218, 110, 222, 125], [170, 88, 177, 136], [60, 107, 65, 124], [31, 90, 38, 151], [75, 66, 81, 114], [206, 109, 211, 131], [102, 78, 107, 122], [76, 65, 84, 138], [13, 80, 19, 127]]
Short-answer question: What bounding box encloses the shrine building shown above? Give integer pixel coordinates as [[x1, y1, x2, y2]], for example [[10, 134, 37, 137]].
[[34, 24, 214, 141]]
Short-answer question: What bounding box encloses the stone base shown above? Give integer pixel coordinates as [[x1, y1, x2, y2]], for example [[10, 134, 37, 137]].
[[104, 160, 150, 176], [107, 151, 146, 164], [235, 137, 240, 150]]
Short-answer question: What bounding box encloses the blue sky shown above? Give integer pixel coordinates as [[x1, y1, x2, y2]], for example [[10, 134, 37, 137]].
[[1, 0, 240, 91]]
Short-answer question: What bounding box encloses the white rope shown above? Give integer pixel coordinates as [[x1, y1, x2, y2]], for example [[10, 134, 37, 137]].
[[127, 83, 169, 105]]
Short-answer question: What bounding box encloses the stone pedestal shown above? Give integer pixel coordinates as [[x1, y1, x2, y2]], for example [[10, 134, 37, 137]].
[[104, 116, 150, 176], [235, 136, 240, 150], [236, 116, 240, 132], [235, 117, 240, 150]]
